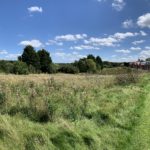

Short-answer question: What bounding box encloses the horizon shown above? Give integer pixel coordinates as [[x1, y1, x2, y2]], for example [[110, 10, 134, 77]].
[[0, 0, 150, 63]]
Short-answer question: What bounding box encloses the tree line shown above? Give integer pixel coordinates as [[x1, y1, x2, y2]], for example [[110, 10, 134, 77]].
[[0, 45, 104, 74]]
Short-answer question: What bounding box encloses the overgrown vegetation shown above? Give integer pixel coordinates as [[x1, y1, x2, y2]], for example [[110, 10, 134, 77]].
[[0, 45, 105, 74], [0, 72, 149, 150]]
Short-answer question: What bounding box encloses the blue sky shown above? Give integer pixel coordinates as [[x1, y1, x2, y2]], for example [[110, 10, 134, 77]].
[[0, 0, 150, 62]]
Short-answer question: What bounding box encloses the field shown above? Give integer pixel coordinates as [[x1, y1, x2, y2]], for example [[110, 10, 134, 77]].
[[0, 73, 150, 150]]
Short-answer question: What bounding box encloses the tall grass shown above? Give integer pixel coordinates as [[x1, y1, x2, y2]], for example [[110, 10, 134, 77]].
[[0, 73, 148, 150]]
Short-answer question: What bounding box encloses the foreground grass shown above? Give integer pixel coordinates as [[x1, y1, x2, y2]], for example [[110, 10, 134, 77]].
[[0, 73, 149, 150]]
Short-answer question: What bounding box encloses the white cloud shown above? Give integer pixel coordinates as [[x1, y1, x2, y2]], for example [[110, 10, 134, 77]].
[[28, 6, 43, 13], [115, 49, 131, 54], [5, 53, 21, 60], [52, 51, 85, 63], [55, 34, 87, 41], [19, 40, 43, 48], [84, 32, 138, 47], [46, 40, 63, 46], [132, 40, 145, 45], [140, 30, 147, 36], [137, 13, 150, 28], [111, 55, 117, 58], [84, 37, 117, 47], [113, 32, 138, 40], [122, 19, 134, 28], [112, 0, 126, 11], [140, 50, 150, 60], [130, 47, 141, 51], [145, 46, 150, 49], [0, 50, 8, 55], [70, 45, 100, 50], [97, 0, 106, 2]]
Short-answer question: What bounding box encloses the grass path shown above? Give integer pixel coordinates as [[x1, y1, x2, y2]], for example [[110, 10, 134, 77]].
[[125, 82, 150, 150]]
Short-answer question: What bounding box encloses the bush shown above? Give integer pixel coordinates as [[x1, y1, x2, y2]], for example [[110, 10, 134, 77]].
[[115, 72, 139, 85], [48, 64, 58, 74], [13, 61, 29, 75], [58, 65, 79, 74], [86, 59, 97, 73], [0, 61, 14, 73], [28, 65, 37, 74]]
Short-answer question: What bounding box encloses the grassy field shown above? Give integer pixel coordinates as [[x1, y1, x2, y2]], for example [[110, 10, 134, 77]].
[[0, 73, 150, 150]]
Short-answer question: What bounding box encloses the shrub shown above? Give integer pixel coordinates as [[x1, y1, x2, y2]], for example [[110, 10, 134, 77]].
[[0, 61, 14, 73], [13, 61, 29, 75], [48, 64, 58, 74], [28, 65, 37, 74], [115, 72, 139, 85], [58, 65, 79, 74], [86, 59, 97, 73]]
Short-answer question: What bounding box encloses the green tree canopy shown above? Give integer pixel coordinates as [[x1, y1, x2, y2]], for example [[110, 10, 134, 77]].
[[21, 45, 40, 70], [96, 56, 103, 70], [13, 61, 29, 75], [146, 58, 150, 61], [86, 59, 97, 73], [37, 49, 52, 73], [87, 54, 96, 62]]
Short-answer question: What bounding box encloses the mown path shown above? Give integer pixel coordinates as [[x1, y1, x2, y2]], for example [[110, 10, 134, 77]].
[[125, 82, 150, 150]]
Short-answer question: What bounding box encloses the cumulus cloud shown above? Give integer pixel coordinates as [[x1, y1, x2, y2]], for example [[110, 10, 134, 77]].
[[84, 37, 117, 47], [140, 50, 150, 60], [5, 53, 21, 60], [55, 34, 87, 41], [70, 45, 100, 50], [113, 32, 138, 40], [84, 32, 138, 47], [145, 46, 150, 49], [19, 40, 43, 48], [122, 19, 134, 28], [52, 51, 85, 63], [137, 13, 150, 28], [115, 49, 131, 54], [46, 40, 63, 46], [140, 30, 147, 36], [28, 6, 43, 13], [97, 0, 106, 2], [132, 40, 145, 45], [0, 50, 8, 55], [112, 0, 126, 11], [130, 47, 141, 51]]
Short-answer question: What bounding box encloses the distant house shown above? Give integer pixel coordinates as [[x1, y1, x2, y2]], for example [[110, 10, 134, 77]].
[[130, 60, 150, 70]]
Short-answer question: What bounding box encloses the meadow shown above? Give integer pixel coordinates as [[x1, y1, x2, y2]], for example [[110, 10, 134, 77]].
[[0, 72, 150, 150]]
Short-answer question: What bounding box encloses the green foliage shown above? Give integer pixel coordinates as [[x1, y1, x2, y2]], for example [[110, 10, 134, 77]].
[[0, 60, 14, 73], [146, 58, 150, 61], [86, 59, 97, 73], [51, 130, 81, 150], [115, 71, 139, 85], [37, 49, 52, 73], [75, 58, 88, 73], [58, 65, 79, 74], [96, 56, 103, 70], [13, 61, 29, 75], [87, 54, 96, 62], [20, 45, 40, 70], [74, 55, 103, 73], [0, 74, 149, 149]]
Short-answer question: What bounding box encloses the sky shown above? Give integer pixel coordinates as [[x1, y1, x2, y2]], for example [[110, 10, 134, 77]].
[[0, 0, 150, 63]]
